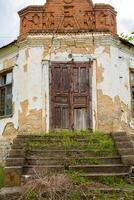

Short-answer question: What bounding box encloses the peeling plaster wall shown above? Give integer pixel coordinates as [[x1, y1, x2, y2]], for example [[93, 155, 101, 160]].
[[95, 43, 134, 133], [0, 33, 134, 140], [17, 46, 44, 133], [0, 44, 47, 137], [0, 51, 19, 138]]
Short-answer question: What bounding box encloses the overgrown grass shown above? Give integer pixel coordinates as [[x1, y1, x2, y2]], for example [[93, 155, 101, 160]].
[[24, 190, 37, 200], [0, 165, 4, 189], [89, 191, 133, 200], [66, 170, 90, 185], [26, 130, 117, 156], [98, 176, 134, 190]]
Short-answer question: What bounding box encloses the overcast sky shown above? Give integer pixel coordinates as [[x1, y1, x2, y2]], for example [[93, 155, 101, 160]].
[[0, 0, 134, 48]]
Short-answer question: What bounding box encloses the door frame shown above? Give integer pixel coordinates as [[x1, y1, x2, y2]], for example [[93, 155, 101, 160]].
[[49, 61, 93, 130]]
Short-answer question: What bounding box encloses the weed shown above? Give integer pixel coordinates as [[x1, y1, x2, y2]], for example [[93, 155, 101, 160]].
[[66, 170, 90, 185], [98, 176, 134, 190], [0, 165, 4, 188], [70, 192, 81, 200], [24, 190, 37, 200], [26, 130, 117, 156], [124, 192, 133, 200]]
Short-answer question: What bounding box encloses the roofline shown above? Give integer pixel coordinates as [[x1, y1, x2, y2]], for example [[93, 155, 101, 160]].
[[119, 37, 134, 48], [0, 40, 17, 50], [18, 5, 43, 15]]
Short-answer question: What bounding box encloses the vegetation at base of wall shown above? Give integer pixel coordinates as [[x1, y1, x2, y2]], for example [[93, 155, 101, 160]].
[[0, 165, 4, 189]]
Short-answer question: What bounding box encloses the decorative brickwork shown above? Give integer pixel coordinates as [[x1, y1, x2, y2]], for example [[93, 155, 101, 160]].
[[18, 0, 117, 38]]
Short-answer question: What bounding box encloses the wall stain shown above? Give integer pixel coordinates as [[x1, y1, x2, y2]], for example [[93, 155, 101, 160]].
[[2, 122, 18, 139], [23, 64, 28, 72], [97, 64, 104, 84], [19, 100, 43, 133], [97, 90, 133, 133]]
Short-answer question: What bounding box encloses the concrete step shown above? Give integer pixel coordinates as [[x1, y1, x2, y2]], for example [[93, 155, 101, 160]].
[[115, 141, 133, 148], [16, 133, 112, 142], [11, 143, 111, 150], [25, 156, 122, 165], [118, 148, 134, 156], [112, 136, 130, 142], [11, 144, 26, 149], [27, 149, 116, 157], [112, 132, 126, 137], [80, 172, 129, 178], [8, 149, 25, 157], [23, 164, 130, 175], [6, 158, 25, 166], [17, 134, 95, 139], [122, 155, 134, 165], [69, 164, 130, 174], [23, 165, 65, 175], [13, 138, 94, 145], [0, 186, 22, 200]]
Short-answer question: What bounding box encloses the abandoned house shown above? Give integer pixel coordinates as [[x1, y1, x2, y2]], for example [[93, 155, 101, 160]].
[[0, 0, 134, 161]]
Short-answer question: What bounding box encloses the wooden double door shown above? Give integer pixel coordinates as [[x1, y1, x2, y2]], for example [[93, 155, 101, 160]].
[[50, 62, 92, 130]]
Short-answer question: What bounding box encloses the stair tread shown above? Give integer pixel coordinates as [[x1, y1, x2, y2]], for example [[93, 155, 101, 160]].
[[6, 158, 24, 160], [29, 149, 113, 152], [24, 165, 64, 167], [24, 164, 127, 167], [26, 156, 121, 159], [80, 172, 129, 176], [70, 164, 128, 167], [5, 166, 22, 169]]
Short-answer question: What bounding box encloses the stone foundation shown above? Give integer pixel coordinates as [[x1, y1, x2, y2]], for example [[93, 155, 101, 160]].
[[0, 138, 12, 164]]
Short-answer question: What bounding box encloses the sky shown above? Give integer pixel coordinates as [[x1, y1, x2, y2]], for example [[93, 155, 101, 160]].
[[0, 0, 134, 48]]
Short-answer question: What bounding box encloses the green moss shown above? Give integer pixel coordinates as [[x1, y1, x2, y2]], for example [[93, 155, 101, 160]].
[[0, 165, 4, 189]]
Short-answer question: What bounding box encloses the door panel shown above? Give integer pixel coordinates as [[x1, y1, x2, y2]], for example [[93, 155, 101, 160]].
[[74, 108, 88, 130], [50, 62, 91, 130]]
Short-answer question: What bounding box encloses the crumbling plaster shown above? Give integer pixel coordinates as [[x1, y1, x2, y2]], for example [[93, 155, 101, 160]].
[[95, 44, 134, 133], [0, 33, 134, 136]]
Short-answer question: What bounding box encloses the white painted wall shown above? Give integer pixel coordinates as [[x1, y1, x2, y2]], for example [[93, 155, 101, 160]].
[[0, 33, 134, 136]]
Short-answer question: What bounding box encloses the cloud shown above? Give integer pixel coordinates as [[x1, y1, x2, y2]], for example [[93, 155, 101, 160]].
[[0, 0, 45, 47], [0, 0, 133, 47]]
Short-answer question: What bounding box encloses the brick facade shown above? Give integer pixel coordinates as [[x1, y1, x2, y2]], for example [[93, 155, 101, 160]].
[[18, 0, 117, 38]]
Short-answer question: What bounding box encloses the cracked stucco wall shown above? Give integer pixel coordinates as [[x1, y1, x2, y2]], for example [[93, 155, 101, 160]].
[[0, 33, 134, 141], [95, 44, 134, 133]]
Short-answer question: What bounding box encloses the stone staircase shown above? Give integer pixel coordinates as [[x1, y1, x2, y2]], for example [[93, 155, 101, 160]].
[[4, 132, 133, 187], [112, 132, 134, 166]]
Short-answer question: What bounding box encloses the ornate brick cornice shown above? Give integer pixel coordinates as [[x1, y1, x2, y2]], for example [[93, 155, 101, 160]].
[[18, 0, 117, 39]]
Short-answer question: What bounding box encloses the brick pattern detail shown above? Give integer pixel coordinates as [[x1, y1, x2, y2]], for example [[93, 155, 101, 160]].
[[18, 0, 117, 38]]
